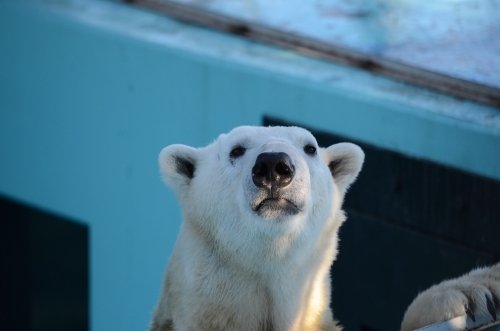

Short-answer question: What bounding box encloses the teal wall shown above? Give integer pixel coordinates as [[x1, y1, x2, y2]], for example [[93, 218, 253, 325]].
[[0, 1, 499, 331]]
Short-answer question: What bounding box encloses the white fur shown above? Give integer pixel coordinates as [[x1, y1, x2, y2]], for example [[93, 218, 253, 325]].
[[151, 126, 364, 331], [401, 263, 500, 331]]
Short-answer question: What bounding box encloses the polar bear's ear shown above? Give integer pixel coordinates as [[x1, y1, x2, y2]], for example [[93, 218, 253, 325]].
[[159, 144, 199, 189], [324, 143, 364, 193]]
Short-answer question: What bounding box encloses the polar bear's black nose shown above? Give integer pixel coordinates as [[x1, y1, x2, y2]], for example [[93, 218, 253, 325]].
[[252, 152, 295, 189]]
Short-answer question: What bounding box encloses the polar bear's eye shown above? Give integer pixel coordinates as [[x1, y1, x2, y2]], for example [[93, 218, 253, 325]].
[[304, 144, 317, 156], [230, 146, 246, 159]]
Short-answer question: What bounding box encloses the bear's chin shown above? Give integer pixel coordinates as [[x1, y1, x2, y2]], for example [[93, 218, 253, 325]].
[[254, 198, 300, 219]]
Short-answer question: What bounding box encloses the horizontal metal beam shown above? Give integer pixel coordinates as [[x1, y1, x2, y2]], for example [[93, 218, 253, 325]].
[[129, 0, 500, 108]]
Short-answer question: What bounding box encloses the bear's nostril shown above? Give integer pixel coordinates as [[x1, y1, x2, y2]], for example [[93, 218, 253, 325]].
[[252, 152, 295, 189], [252, 163, 269, 186], [276, 161, 292, 176]]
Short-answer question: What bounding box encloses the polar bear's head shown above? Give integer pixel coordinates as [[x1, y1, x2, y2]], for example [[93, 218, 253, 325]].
[[159, 126, 363, 264]]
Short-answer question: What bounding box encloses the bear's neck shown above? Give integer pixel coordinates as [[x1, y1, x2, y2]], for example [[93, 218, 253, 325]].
[[178, 214, 340, 331]]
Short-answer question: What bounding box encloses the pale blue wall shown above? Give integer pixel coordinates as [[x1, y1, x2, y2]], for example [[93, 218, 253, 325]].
[[0, 1, 499, 331]]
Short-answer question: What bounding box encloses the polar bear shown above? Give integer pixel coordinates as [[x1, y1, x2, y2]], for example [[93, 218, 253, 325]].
[[151, 125, 364, 331], [151, 125, 500, 331]]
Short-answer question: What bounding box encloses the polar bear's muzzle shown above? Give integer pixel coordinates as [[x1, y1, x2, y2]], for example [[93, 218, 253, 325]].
[[250, 152, 301, 218], [253, 197, 300, 218]]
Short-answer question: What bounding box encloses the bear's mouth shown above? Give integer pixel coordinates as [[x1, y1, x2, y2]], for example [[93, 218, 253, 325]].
[[254, 198, 300, 218]]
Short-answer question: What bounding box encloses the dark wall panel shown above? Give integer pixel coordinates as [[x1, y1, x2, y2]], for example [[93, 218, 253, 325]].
[[0, 196, 89, 331]]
